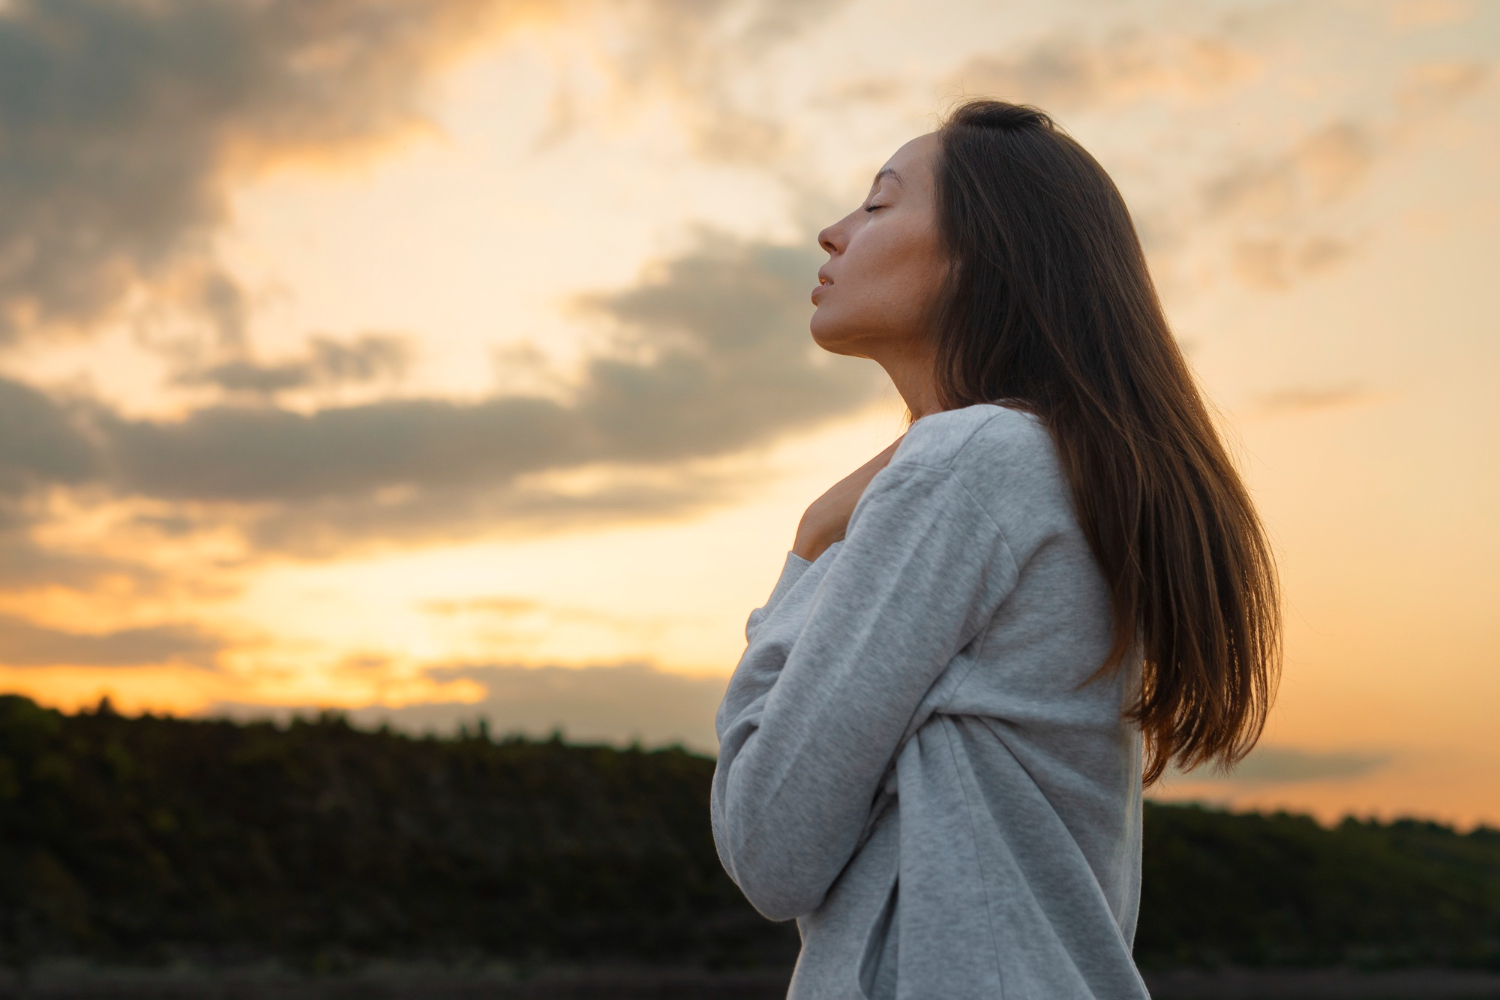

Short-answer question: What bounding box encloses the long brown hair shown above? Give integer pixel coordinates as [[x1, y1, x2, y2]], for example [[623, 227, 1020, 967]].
[[933, 100, 1280, 784]]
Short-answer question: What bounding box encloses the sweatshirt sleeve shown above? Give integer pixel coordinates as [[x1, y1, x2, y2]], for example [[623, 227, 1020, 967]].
[[744, 551, 812, 643], [710, 459, 1019, 921], [712, 551, 820, 754]]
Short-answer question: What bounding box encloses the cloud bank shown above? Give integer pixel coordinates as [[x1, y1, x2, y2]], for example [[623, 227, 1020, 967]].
[[0, 613, 222, 669], [0, 235, 877, 563], [0, 0, 876, 598], [0, 0, 516, 344], [0, 0, 854, 345], [1171, 745, 1392, 785], [179, 333, 414, 397]]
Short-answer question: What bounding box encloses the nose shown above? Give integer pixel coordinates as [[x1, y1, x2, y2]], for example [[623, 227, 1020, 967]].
[[818, 221, 843, 256]]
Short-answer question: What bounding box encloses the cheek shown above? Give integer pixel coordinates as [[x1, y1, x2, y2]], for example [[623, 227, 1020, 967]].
[[811, 221, 946, 351], [852, 228, 943, 319]]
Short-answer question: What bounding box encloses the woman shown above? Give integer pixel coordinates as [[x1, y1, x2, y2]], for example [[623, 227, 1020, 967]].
[[710, 101, 1280, 999]]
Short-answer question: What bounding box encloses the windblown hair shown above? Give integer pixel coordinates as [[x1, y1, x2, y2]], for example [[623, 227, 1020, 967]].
[[933, 100, 1280, 784]]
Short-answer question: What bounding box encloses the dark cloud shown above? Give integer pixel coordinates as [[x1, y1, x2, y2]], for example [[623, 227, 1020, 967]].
[[241, 465, 738, 556], [98, 238, 868, 504], [0, 237, 878, 558], [0, 612, 222, 668], [0, 534, 157, 592], [1172, 746, 1391, 785], [0, 376, 98, 495], [215, 662, 728, 752], [0, 377, 154, 591], [180, 333, 413, 397], [0, 0, 505, 343], [0, 0, 869, 578], [101, 394, 582, 503], [574, 239, 872, 460], [0, 0, 855, 341], [0, 0, 873, 570], [0, 379, 140, 589]]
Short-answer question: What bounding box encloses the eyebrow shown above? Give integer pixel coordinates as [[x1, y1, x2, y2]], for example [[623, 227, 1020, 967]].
[[873, 168, 904, 186]]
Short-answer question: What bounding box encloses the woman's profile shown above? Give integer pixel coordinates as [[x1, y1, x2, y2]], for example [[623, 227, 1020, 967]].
[[710, 100, 1281, 999]]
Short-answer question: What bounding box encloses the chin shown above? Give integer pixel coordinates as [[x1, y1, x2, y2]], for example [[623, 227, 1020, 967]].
[[810, 313, 860, 357]]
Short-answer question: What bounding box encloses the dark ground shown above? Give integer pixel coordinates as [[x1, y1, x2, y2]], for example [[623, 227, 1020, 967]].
[[3, 965, 1500, 999], [1146, 967, 1500, 999]]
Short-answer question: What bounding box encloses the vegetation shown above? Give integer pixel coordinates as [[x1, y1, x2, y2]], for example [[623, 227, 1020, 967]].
[[1, 694, 1497, 974], [0, 695, 793, 973], [1139, 800, 1500, 968]]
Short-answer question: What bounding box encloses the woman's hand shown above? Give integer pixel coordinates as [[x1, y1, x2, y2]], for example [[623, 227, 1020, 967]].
[[792, 437, 905, 562]]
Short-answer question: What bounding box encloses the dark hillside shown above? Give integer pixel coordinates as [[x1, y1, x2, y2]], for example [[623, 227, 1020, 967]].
[[2, 694, 1498, 976], [0, 695, 794, 971], [1139, 803, 1500, 968]]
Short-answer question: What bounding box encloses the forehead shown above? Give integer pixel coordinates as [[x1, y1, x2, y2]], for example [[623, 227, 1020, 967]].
[[877, 132, 939, 184]]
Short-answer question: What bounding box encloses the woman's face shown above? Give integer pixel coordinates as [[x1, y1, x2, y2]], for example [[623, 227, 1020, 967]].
[[810, 133, 949, 361]]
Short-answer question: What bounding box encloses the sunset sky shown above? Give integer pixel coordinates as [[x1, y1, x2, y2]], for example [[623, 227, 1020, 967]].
[[0, 0, 1496, 825]]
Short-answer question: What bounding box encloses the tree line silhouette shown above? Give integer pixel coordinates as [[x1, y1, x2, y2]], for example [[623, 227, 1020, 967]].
[[1, 694, 1496, 976]]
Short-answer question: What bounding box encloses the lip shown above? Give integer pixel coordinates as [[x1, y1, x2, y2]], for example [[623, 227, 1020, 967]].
[[812, 270, 833, 304]]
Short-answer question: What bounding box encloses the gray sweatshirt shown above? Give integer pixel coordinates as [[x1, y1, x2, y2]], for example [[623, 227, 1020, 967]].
[[712, 404, 1149, 1000]]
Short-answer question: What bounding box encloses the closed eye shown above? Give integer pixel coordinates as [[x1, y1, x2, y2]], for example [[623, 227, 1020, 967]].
[[865, 203, 885, 213]]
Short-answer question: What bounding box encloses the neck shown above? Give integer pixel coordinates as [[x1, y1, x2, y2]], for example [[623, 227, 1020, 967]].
[[876, 343, 942, 421]]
